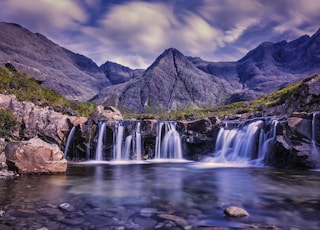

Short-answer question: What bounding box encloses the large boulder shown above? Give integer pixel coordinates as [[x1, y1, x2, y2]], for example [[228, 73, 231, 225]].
[[5, 137, 67, 174]]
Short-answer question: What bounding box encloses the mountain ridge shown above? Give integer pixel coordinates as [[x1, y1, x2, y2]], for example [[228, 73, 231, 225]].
[[0, 22, 111, 101], [1, 22, 320, 113]]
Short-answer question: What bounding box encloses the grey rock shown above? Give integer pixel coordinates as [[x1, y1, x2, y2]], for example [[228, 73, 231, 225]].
[[59, 203, 75, 212], [224, 206, 249, 217], [140, 207, 158, 217]]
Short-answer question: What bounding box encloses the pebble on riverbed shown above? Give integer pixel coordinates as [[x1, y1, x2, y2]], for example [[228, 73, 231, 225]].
[[224, 206, 249, 217]]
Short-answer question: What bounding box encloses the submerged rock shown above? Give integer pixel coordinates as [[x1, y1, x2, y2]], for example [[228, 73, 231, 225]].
[[224, 206, 249, 217], [5, 137, 67, 174]]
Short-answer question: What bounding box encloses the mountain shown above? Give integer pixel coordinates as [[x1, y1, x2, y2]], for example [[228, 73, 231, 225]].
[[0, 22, 111, 101], [100, 61, 144, 85], [93, 48, 235, 112], [190, 29, 320, 101], [1, 22, 320, 113]]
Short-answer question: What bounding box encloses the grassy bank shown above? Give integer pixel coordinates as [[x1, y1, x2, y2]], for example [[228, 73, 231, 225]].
[[0, 67, 96, 117]]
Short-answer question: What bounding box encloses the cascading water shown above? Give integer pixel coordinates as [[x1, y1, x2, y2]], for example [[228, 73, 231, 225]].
[[113, 120, 143, 161], [135, 122, 142, 160], [209, 118, 278, 166], [311, 112, 320, 167], [154, 121, 183, 160], [64, 126, 76, 158], [95, 121, 107, 161]]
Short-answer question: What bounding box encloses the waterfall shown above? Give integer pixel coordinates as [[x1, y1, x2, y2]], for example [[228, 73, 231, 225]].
[[311, 112, 320, 167], [86, 126, 92, 160], [64, 126, 76, 158], [154, 121, 183, 160], [255, 119, 278, 165], [95, 121, 107, 161], [113, 120, 143, 161], [135, 121, 142, 160], [113, 121, 124, 161], [210, 118, 278, 166]]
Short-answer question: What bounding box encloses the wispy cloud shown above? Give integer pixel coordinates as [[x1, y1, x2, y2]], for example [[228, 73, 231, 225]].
[[0, 0, 320, 68]]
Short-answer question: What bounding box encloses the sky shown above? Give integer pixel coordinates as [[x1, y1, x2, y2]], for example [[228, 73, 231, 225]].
[[0, 0, 320, 69]]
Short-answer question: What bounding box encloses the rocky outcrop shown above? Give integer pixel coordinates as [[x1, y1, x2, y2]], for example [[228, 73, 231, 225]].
[[0, 93, 88, 173], [5, 137, 67, 174], [179, 117, 221, 160], [267, 112, 320, 169], [0, 94, 87, 147], [90, 105, 123, 126]]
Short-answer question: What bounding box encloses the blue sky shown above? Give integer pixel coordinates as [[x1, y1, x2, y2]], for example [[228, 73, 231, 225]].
[[0, 0, 319, 69]]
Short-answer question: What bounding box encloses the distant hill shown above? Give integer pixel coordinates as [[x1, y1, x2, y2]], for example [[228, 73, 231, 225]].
[[0, 22, 111, 101]]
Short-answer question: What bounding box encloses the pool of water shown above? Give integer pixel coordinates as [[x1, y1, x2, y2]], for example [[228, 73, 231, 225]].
[[1, 162, 320, 229]]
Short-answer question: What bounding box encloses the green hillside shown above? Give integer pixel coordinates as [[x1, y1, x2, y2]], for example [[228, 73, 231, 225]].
[[0, 66, 96, 117]]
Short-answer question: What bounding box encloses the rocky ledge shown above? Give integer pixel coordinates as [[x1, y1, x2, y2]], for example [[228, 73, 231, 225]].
[[0, 94, 87, 174]]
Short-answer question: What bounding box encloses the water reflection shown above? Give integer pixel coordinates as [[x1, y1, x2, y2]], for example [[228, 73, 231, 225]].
[[1, 164, 320, 229]]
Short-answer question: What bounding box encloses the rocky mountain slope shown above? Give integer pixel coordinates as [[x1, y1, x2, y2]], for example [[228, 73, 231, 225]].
[[1, 22, 320, 113], [190, 28, 320, 101], [100, 61, 144, 85], [93, 48, 235, 113], [0, 22, 111, 101]]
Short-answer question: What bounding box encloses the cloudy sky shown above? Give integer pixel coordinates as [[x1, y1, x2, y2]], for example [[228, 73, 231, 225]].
[[0, 0, 319, 69]]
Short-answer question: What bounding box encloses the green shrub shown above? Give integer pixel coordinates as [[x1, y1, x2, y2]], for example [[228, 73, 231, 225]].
[[0, 109, 18, 137]]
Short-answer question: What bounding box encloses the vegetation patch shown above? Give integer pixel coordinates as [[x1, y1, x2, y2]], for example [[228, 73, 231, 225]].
[[0, 109, 19, 138], [0, 67, 96, 117]]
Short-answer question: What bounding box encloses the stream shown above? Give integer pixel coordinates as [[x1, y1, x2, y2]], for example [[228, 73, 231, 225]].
[[1, 162, 320, 229]]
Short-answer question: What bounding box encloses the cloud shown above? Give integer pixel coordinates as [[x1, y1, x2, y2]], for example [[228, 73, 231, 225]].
[[0, 0, 320, 69], [0, 0, 88, 33]]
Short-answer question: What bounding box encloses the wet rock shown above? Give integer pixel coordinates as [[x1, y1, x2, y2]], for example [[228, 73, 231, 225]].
[[133, 217, 157, 229], [59, 217, 85, 226], [8, 209, 37, 218], [58, 203, 75, 212], [224, 206, 249, 217], [5, 137, 67, 174], [157, 213, 189, 228], [140, 207, 158, 217], [37, 207, 63, 218], [0, 169, 16, 178]]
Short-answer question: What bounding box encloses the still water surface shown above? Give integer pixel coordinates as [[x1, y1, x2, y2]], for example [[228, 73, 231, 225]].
[[1, 162, 320, 229]]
